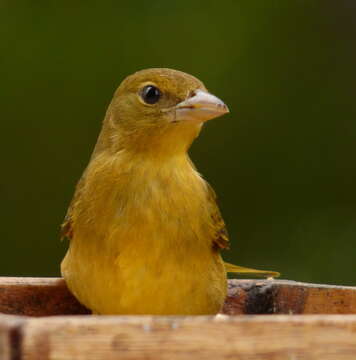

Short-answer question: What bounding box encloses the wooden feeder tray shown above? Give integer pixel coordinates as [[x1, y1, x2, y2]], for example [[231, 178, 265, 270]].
[[0, 277, 356, 359]]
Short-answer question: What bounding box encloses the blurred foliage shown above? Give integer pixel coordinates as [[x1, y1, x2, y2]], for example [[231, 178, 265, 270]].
[[1, 0, 355, 285]]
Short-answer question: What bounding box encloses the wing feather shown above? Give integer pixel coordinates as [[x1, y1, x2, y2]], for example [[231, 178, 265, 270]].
[[206, 183, 230, 250]]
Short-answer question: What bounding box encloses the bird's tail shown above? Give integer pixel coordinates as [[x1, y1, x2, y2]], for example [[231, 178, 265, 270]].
[[224, 262, 280, 278]]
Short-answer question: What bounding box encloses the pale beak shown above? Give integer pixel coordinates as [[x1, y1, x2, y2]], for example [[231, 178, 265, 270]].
[[175, 89, 229, 122]]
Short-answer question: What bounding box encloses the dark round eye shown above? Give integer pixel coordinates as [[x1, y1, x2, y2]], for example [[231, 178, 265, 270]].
[[141, 85, 161, 104]]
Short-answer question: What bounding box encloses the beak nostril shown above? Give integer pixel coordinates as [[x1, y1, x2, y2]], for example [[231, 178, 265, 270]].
[[188, 90, 197, 98]]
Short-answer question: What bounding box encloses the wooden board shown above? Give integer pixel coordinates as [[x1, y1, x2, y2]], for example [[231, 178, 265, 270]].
[[1, 278, 356, 359], [224, 279, 356, 315], [0, 277, 89, 316], [0, 277, 355, 316], [6, 314, 356, 360], [0, 315, 24, 360]]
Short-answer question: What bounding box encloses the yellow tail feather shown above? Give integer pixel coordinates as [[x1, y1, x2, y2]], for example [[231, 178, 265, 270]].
[[224, 262, 280, 278]]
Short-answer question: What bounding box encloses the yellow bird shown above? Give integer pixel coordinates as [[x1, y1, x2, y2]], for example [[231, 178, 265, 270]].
[[61, 68, 278, 315]]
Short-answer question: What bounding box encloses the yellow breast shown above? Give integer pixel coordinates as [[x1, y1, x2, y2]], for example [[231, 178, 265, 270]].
[[61, 152, 227, 315]]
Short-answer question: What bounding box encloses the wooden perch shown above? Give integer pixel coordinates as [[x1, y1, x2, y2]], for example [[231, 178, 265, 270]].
[[0, 277, 89, 316], [224, 279, 356, 315], [0, 277, 355, 316], [0, 277, 356, 359]]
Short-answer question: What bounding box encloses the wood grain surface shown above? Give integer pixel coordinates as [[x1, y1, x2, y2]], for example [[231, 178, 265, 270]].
[[224, 279, 356, 315], [0, 315, 24, 360], [0, 278, 356, 359], [11, 314, 356, 360], [1, 277, 355, 316], [0, 277, 89, 316]]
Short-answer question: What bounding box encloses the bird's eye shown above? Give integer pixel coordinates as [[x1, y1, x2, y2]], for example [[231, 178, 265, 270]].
[[141, 85, 161, 104]]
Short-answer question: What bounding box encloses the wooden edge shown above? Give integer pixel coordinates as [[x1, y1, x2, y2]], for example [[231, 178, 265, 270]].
[[224, 279, 356, 315], [0, 277, 90, 316], [0, 277, 355, 316], [0, 278, 62, 286], [0, 315, 25, 360], [15, 314, 356, 360]]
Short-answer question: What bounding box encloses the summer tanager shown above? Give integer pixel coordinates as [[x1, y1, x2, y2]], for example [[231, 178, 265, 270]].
[[61, 68, 278, 315]]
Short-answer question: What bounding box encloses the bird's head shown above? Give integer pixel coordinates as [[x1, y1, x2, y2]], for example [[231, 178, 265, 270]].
[[97, 68, 229, 158]]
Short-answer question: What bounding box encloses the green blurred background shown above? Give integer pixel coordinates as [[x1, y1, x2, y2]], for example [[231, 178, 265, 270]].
[[1, 1, 355, 285]]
